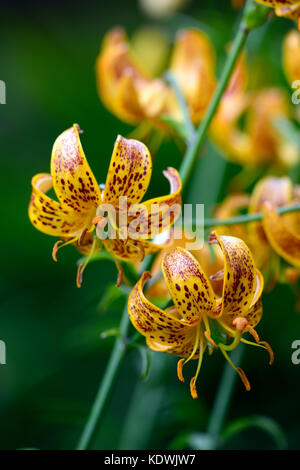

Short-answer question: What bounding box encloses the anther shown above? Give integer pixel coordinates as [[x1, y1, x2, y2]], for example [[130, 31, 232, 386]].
[[177, 358, 185, 382], [52, 240, 63, 262], [190, 377, 198, 399]]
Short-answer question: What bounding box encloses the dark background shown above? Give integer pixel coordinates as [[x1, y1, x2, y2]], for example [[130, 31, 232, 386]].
[[0, 0, 299, 450]]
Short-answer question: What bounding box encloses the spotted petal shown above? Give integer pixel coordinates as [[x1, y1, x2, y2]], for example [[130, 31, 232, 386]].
[[248, 177, 292, 268], [210, 232, 258, 319], [133, 167, 182, 239], [128, 271, 191, 347], [162, 247, 216, 324], [28, 173, 86, 237], [262, 203, 300, 268], [102, 135, 152, 206], [51, 124, 101, 216]]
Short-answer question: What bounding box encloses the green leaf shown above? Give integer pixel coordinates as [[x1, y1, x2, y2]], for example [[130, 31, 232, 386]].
[[222, 415, 288, 450]]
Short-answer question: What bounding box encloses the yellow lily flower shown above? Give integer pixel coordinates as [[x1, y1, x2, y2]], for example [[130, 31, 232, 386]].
[[255, 1, 300, 29], [215, 177, 300, 283], [283, 29, 300, 83], [128, 232, 273, 398], [95, 27, 216, 126], [28, 124, 182, 286]]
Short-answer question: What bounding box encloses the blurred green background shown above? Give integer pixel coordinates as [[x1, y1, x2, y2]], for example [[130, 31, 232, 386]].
[[0, 0, 300, 450]]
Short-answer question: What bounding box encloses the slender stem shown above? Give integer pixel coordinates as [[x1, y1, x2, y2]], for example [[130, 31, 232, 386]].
[[179, 16, 250, 190], [76, 306, 130, 450], [202, 203, 300, 228], [165, 71, 196, 144], [207, 345, 244, 445]]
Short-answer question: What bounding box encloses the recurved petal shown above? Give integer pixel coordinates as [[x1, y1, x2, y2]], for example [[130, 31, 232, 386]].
[[28, 173, 86, 237], [221, 269, 264, 329], [162, 247, 216, 324], [262, 202, 300, 267], [248, 176, 292, 268], [138, 167, 182, 238], [51, 124, 101, 214], [210, 232, 258, 319], [146, 327, 202, 358], [102, 135, 152, 206], [128, 271, 191, 349]]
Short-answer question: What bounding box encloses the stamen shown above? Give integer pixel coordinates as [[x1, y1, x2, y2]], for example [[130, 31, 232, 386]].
[[203, 316, 218, 349], [259, 341, 274, 365], [204, 331, 218, 349], [177, 358, 185, 382], [246, 325, 260, 343], [52, 236, 80, 262], [219, 346, 251, 391], [189, 336, 205, 399], [241, 338, 274, 365], [52, 240, 64, 262], [116, 264, 124, 288], [190, 377, 198, 399], [76, 238, 97, 288]]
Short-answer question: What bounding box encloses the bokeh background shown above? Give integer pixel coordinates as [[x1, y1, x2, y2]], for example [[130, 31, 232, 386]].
[[0, 0, 300, 450]]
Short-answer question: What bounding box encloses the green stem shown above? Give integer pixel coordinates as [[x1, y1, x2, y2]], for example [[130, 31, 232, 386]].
[[202, 203, 300, 228], [179, 11, 250, 190], [207, 345, 244, 446], [76, 305, 130, 450]]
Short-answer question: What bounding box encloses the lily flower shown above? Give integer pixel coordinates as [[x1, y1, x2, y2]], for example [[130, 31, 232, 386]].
[[255, 1, 300, 29], [28, 124, 182, 286], [211, 85, 298, 167], [215, 176, 300, 285], [95, 27, 216, 127], [128, 232, 273, 398]]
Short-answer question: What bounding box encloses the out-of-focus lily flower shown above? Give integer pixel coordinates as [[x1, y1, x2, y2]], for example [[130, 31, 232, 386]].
[[283, 29, 300, 83], [139, 0, 188, 18], [95, 27, 216, 127], [211, 79, 298, 167], [215, 177, 300, 285], [29, 124, 182, 286], [255, 1, 300, 29], [128, 232, 273, 398]]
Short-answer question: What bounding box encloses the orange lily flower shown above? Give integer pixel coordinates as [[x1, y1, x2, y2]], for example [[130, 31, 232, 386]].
[[95, 27, 216, 127], [215, 177, 300, 284], [128, 232, 273, 398], [255, 1, 300, 29], [28, 124, 182, 286]]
